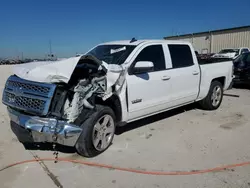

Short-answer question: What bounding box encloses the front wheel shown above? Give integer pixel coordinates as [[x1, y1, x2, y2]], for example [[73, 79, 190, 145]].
[[75, 105, 116, 158], [199, 81, 223, 110]]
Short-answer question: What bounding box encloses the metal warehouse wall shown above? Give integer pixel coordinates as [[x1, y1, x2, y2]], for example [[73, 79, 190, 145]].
[[212, 28, 250, 53], [192, 35, 210, 54], [166, 27, 250, 54], [167, 35, 210, 54]]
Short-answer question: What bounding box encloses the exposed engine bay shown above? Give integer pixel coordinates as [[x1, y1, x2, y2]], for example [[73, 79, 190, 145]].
[[12, 55, 126, 123], [54, 55, 124, 123]]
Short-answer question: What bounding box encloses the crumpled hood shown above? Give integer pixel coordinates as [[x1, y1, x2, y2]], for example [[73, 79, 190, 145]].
[[11, 55, 126, 123], [13, 55, 125, 89], [13, 56, 82, 83]]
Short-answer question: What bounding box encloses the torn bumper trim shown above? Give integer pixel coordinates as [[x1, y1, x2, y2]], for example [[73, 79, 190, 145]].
[[7, 108, 82, 147]]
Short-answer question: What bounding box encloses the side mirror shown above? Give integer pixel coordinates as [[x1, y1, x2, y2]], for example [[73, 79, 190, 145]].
[[133, 61, 154, 74]]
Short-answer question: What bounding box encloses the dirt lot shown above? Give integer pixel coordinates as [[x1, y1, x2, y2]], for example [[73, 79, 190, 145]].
[[1, 65, 250, 188]]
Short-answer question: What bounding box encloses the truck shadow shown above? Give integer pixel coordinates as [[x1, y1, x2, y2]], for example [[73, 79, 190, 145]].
[[23, 143, 76, 153], [23, 103, 197, 154], [233, 83, 250, 90], [115, 103, 197, 135]]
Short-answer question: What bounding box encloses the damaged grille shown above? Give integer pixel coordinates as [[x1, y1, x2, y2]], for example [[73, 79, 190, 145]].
[[7, 80, 51, 95], [3, 92, 46, 112], [2, 75, 56, 116]]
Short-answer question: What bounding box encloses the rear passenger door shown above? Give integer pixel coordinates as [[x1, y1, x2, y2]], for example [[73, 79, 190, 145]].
[[164, 44, 200, 105], [127, 44, 172, 120]]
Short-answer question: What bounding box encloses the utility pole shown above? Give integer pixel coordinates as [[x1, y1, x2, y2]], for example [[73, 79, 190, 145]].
[[49, 40, 52, 58]]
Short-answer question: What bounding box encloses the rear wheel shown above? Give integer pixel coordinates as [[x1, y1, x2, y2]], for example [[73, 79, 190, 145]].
[[199, 81, 223, 110], [75, 105, 116, 157]]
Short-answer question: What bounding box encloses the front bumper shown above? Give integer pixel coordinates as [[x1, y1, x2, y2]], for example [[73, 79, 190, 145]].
[[8, 108, 82, 147]]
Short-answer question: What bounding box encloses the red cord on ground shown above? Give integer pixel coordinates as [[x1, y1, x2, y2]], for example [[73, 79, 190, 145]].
[[1, 158, 250, 175]]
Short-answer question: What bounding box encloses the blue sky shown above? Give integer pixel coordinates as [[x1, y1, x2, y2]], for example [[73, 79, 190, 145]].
[[0, 0, 249, 59]]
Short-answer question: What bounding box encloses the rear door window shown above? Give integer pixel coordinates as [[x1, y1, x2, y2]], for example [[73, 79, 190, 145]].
[[168, 44, 194, 68]]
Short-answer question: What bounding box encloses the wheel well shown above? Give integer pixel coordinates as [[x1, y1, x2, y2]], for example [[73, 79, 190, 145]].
[[212, 77, 225, 88], [95, 95, 122, 122]]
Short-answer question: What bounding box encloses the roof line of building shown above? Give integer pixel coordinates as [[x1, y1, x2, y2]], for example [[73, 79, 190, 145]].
[[164, 25, 250, 39]]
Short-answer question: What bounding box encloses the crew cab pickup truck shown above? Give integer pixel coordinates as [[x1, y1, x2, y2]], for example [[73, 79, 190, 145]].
[[2, 40, 233, 157], [212, 47, 250, 59]]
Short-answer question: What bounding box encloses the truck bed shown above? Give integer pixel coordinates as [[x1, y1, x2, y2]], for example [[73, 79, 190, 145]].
[[197, 59, 233, 101], [198, 57, 232, 65]]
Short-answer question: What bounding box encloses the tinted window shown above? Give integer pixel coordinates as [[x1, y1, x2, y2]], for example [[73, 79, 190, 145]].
[[168, 45, 194, 68], [242, 49, 249, 54], [234, 53, 250, 67], [219, 49, 239, 53], [234, 53, 246, 62], [134, 45, 166, 71]]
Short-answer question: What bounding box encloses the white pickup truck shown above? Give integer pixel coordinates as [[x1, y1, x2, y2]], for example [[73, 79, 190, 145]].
[[2, 40, 233, 157], [212, 47, 250, 59]]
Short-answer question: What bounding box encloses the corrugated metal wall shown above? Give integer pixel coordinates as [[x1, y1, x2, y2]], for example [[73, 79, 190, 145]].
[[212, 28, 250, 52], [166, 27, 250, 53], [167, 35, 210, 53], [192, 35, 210, 54]]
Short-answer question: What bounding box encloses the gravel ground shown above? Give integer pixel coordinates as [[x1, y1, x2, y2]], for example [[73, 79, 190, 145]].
[[1, 65, 250, 188]]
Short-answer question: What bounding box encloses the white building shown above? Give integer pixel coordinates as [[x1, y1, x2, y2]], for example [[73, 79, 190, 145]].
[[164, 25, 250, 54]]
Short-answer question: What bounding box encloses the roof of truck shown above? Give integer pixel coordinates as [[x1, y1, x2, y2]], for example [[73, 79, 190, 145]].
[[100, 39, 191, 46], [100, 40, 153, 46]]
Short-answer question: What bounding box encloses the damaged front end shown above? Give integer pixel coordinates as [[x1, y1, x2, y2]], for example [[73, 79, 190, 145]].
[[2, 55, 125, 146]]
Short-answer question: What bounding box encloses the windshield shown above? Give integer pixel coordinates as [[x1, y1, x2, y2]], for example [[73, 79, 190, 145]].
[[219, 49, 239, 54], [234, 52, 250, 63], [86, 45, 136, 65]]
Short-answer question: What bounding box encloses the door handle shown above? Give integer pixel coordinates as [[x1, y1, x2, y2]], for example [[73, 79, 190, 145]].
[[162, 76, 171, 80], [192, 71, 199, 75]]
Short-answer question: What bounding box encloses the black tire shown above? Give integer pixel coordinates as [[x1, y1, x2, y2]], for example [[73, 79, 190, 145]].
[[199, 81, 223, 110], [75, 105, 116, 158]]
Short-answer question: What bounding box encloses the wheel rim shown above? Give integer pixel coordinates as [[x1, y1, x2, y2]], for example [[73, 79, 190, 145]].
[[211, 86, 222, 107], [92, 115, 115, 151]]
